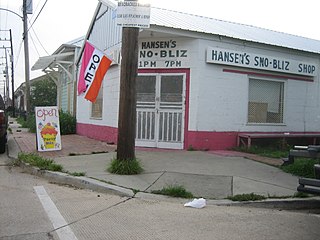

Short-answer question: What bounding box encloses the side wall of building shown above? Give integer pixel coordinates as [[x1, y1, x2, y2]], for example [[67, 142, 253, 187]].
[[76, 3, 320, 150], [186, 38, 320, 149]]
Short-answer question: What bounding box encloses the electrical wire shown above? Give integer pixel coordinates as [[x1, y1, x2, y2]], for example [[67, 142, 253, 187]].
[[29, 0, 43, 23], [28, 0, 49, 32], [14, 39, 23, 69], [26, 0, 50, 55], [29, 30, 41, 57], [29, 26, 49, 55], [27, 16, 49, 55]]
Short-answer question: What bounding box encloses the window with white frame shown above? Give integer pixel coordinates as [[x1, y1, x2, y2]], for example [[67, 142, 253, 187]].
[[91, 87, 103, 119], [248, 78, 284, 124]]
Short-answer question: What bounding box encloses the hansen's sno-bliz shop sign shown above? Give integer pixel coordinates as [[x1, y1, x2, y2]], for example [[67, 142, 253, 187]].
[[207, 47, 318, 77], [139, 39, 190, 68]]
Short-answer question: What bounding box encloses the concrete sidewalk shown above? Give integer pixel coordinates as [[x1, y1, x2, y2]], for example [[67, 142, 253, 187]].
[[8, 118, 300, 200]]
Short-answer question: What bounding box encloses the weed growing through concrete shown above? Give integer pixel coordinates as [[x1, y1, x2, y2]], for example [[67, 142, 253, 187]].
[[151, 185, 194, 198], [187, 145, 196, 151], [18, 152, 63, 172], [234, 145, 289, 158], [293, 192, 310, 198], [228, 193, 266, 202], [132, 189, 140, 194], [107, 158, 144, 175], [281, 158, 318, 178], [68, 171, 86, 177]]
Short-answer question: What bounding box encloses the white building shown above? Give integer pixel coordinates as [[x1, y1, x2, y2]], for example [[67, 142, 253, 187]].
[[32, 37, 84, 116], [76, 1, 320, 150]]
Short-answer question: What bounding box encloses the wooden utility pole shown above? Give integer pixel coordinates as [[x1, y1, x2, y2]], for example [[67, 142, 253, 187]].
[[23, 0, 31, 113], [9, 29, 15, 117], [116, 26, 139, 161]]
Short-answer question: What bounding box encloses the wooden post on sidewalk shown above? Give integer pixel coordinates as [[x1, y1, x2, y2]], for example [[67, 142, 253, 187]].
[[116, 26, 139, 161]]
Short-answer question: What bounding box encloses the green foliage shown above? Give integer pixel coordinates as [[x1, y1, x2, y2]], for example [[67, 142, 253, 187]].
[[16, 111, 76, 135], [24, 114, 36, 133], [132, 189, 140, 194], [281, 158, 318, 178], [59, 111, 76, 135], [30, 77, 57, 110], [234, 145, 289, 158], [18, 152, 63, 171], [151, 185, 194, 198], [187, 145, 196, 151], [293, 192, 310, 198], [68, 171, 86, 177], [107, 158, 144, 175], [228, 193, 266, 202], [16, 117, 25, 125]]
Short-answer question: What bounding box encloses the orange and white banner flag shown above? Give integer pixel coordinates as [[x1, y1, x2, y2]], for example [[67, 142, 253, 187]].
[[78, 41, 112, 103]]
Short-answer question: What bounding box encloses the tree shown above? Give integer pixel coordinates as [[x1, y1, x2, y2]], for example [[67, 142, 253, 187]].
[[30, 77, 57, 111]]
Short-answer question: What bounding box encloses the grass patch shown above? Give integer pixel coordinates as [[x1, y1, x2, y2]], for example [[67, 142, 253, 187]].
[[132, 189, 140, 194], [234, 145, 289, 158], [68, 171, 86, 177], [293, 192, 310, 198], [228, 193, 266, 202], [107, 158, 143, 175], [187, 145, 196, 151], [18, 152, 63, 172], [280, 158, 318, 178], [151, 185, 194, 198]]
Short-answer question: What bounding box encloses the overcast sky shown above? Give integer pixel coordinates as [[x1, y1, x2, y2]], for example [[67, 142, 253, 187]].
[[0, 0, 319, 91]]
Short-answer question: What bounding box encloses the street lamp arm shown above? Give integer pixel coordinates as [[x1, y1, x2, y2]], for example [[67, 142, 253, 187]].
[[0, 7, 23, 20]]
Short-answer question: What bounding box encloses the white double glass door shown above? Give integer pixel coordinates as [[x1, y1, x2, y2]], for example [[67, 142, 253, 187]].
[[136, 74, 185, 149]]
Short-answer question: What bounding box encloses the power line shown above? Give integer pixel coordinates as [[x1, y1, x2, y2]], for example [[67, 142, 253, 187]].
[[28, 0, 49, 31], [26, 0, 50, 55], [30, 26, 49, 55], [14, 39, 23, 69], [29, 0, 44, 23], [29, 30, 41, 57]]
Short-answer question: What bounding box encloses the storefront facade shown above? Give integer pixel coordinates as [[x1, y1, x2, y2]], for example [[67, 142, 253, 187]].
[[76, 2, 320, 150]]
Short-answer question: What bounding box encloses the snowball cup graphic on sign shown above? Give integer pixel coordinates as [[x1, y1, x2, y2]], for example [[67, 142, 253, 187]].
[[35, 106, 62, 152]]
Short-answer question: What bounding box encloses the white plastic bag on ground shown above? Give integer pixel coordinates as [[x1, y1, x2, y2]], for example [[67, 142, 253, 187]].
[[184, 198, 206, 209]]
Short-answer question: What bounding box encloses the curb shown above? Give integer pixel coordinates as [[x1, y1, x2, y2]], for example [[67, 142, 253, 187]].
[[17, 160, 320, 210], [7, 131, 320, 209], [17, 160, 135, 198], [210, 197, 320, 210]]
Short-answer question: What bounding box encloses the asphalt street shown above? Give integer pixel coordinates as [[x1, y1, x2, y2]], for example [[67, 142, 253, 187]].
[[1, 152, 320, 240]]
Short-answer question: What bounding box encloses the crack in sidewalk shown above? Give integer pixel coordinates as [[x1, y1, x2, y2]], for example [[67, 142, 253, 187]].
[[144, 171, 166, 192], [49, 196, 134, 236]]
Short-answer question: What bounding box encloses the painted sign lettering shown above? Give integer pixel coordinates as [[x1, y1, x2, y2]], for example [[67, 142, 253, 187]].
[[139, 39, 190, 68], [36, 107, 58, 122], [35, 106, 62, 152], [207, 47, 318, 77]]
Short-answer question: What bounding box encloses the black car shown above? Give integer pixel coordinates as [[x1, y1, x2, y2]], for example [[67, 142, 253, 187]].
[[0, 95, 7, 153]]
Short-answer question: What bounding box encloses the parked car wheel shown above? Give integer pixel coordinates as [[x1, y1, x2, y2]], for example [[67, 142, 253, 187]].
[[0, 134, 6, 153]]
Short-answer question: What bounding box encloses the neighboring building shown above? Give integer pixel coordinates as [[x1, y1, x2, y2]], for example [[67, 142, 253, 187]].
[[32, 37, 84, 116], [14, 75, 49, 112], [76, 1, 320, 150]]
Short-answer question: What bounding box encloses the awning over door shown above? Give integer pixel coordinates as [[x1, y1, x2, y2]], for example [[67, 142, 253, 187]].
[[31, 52, 74, 71]]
